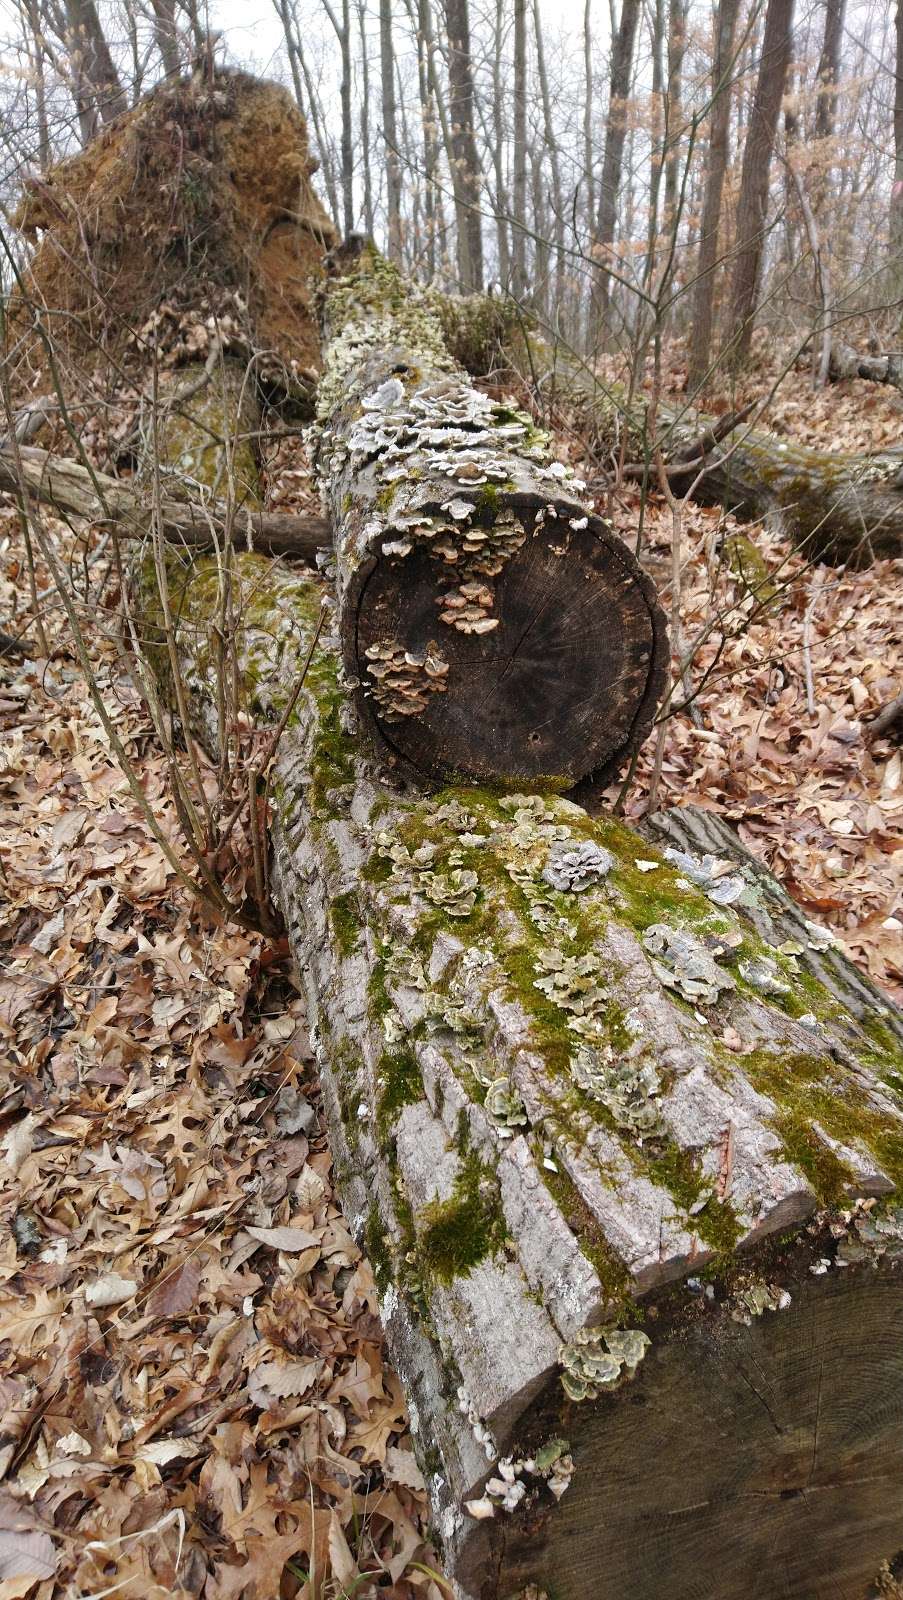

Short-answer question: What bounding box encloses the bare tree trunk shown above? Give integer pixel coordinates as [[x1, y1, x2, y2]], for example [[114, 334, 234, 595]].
[[490, 0, 512, 288], [724, 0, 795, 368], [511, 0, 529, 297], [444, 0, 484, 290], [324, 0, 355, 237], [592, 0, 642, 337], [583, 0, 595, 235], [149, 0, 181, 76], [62, 0, 128, 139], [380, 0, 403, 260], [408, 0, 442, 277], [24, 0, 52, 167], [533, 0, 567, 316], [686, 0, 741, 395], [891, 0, 903, 298], [530, 152, 549, 318], [358, 0, 375, 238], [814, 0, 844, 143], [663, 0, 688, 231]]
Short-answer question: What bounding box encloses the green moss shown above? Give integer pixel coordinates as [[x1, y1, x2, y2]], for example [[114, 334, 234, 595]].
[[377, 1048, 423, 1138], [539, 1155, 632, 1313], [474, 483, 500, 517], [308, 681, 356, 817], [363, 1205, 392, 1290], [375, 481, 399, 511], [724, 533, 776, 601], [417, 1151, 508, 1285], [368, 953, 392, 1022], [641, 1145, 741, 1255], [740, 1047, 903, 1202], [330, 890, 361, 958]]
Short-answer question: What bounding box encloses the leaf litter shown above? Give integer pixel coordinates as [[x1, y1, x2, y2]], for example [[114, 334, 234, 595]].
[[0, 508, 445, 1597], [0, 363, 901, 1599]]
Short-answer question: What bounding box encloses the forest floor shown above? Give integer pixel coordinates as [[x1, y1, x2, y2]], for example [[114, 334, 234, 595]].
[[1, 350, 901, 1599]]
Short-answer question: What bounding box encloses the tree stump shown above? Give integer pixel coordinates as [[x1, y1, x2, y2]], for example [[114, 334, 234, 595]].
[[314, 245, 667, 788]]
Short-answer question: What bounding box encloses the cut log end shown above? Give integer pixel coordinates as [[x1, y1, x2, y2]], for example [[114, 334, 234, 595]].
[[487, 1258, 903, 1600], [353, 500, 665, 788], [315, 248, 668, 792]]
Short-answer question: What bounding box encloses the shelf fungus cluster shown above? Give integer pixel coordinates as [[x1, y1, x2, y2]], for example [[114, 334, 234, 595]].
[[313, 244, 668, 787]]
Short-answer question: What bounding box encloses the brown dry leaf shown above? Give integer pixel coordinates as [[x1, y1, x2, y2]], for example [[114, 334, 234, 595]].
[[146, 1257, 202, 1319]]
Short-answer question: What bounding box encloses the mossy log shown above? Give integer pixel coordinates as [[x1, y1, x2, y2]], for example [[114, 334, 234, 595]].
[[144, 550, 903, 1600], [313, 245, 668, 789], [435, 297, 903, 567]]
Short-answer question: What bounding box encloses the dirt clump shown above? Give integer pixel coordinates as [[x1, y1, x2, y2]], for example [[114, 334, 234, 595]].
[[9, 69, 336, 406]]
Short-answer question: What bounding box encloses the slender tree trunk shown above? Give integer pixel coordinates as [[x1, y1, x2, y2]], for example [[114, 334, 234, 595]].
[[149, 0, 181, 76], [406, 0, 440, 277], [814, 0, 844, 143], [25, 0, 51, 167], [533, 0, 567, 317], [417, 0, 455, 278], [275, 0, 306, 110], [358, 0, 375, 238], [530, 152, 549, 318], [890, 0, 903, 295], [511, 0, 529, 297], [380, 0, 403, 260], [294, 24, 342, 231], [592, 0, 642, 337], [324, 0, 355, 237], [444, 0, 484, 290], [62, 0, 128, 139], [663, 0, 688, 231], [724, 0, 795, 368], [490, 0, 512, 288]]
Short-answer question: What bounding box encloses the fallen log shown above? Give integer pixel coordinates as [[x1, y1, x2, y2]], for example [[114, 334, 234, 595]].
[[20, 72, 903, 1600], [0, 443, 328, 562], [434, 298, 903, 565], [825, 341, 903, 394], [144, 548, 903, 1600], [314, 243, 667, 789]]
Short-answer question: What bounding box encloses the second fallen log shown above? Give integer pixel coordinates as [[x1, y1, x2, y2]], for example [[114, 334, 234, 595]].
[[314, 245, 667, 789]]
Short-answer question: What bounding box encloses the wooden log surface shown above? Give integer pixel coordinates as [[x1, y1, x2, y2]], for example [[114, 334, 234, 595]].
[[313, 244, 668, 790], [140, 549, 903, 1600]]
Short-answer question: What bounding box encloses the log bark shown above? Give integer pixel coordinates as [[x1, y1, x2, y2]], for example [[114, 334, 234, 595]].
[[433, 298, 903, 565], [314, 243, 668, 789], [144, 551, 903, 1600], [0, 444, 328, 563]]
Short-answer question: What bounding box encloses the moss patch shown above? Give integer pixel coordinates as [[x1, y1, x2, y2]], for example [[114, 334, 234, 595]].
[[329, 890, 361, 958], [417, 1151, 508, 1285]]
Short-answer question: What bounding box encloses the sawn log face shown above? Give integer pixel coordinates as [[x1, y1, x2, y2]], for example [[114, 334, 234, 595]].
[[314, 247, 668, 789]]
